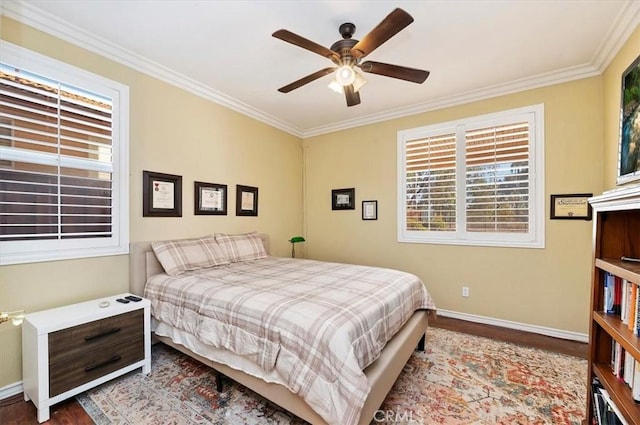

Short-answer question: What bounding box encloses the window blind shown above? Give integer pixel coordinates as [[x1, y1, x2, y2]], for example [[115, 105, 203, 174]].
[[465, 122, 530, 233], [0, 66, 114, 242], [405, 132, 457, 232], [398, 104, 543, 248]]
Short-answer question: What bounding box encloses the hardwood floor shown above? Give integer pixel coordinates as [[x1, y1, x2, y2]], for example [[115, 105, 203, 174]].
[[0, 316, 587, 424], [431, 315, 587, 359]]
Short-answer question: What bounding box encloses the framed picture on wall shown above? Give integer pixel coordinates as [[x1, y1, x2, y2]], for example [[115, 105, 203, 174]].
[[195, 181, 227, 215], [550, 193, 593, 220], [143, 170, 182, 217], [236, 185, 258, 216], [617, 54, 640, 185], [362, 200, 378, 220], [332, 188, 355, 210]]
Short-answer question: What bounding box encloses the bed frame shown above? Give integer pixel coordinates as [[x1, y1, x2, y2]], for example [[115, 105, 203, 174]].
[[129, 235, 432, 425]]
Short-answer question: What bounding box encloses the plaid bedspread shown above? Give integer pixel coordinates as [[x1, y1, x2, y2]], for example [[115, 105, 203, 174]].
[[144, 257, 436, 425]]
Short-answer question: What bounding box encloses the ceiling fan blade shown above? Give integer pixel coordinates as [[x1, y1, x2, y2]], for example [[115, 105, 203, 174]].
[[273, 29, 340, 61], [344, 84, 361, 107], [351, 8, 414, 59], [277, 67, 336, 93], [359, 61, 429, 83]]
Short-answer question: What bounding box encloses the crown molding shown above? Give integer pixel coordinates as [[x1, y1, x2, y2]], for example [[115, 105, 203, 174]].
[[591, 0, 640, 71], [303, 63, 600, 138], [2, 0, 636, 140], [1, 1, 304, 138]]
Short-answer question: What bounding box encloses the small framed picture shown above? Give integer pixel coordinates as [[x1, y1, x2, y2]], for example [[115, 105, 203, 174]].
[[195, 181, 227, 215], [236, 184, 258, 216], [550, 193, 593, 220], [362, 200, 378, 220], [332, 188, 355, 210], [143, 170, 182, 217]]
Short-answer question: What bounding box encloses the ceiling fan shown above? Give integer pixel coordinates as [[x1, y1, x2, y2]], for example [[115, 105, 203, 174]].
[[272, 8, 430, 107]]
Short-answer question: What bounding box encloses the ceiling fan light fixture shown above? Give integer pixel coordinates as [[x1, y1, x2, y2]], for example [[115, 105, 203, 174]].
[[352, 71, 367, 93], [328, 79, 344, 94], [335, 65, 356, 86]]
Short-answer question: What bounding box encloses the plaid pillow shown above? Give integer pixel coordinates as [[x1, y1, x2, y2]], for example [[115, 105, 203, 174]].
[[151, 235, 230, 276], [215, 232, 268, 262]]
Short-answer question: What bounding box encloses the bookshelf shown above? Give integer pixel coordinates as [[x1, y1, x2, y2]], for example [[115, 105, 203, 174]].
[[586, 185, 640, 425]]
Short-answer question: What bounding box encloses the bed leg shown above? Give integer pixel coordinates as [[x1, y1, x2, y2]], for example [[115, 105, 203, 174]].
[[417, 333, 425, 352], [215, 371, 224, 392]]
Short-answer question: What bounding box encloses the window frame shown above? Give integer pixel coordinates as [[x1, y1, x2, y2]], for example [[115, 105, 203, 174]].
[[397, 104, 545, 249], [0, 41, 129, 265]]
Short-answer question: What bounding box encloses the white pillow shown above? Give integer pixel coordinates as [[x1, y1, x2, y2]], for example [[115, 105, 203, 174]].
[[215, 232, 267, 262], [151, 235, 230, 276]]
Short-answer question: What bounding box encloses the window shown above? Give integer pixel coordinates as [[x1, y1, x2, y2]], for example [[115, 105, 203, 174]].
[[0, 42, 129, 265], [397, 104, 544, 248]]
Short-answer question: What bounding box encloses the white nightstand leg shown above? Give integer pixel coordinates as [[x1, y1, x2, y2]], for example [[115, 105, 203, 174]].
[[23, 391, 30, 402], [37, 407, 50, 423]]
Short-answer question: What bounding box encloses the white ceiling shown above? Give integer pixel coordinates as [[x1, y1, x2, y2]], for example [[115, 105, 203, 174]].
[[2, 1, 639, 137]]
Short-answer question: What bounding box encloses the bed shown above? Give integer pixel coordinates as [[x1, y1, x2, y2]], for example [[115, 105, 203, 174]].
[[129, 233, 435, 425]]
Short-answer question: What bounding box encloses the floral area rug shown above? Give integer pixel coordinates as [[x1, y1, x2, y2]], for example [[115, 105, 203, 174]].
[[76, 327, 587, 424]]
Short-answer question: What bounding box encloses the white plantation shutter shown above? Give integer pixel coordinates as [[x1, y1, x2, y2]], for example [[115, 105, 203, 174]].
[[405, 132, 457, 232], [0, 43, 129, 264], [465, 122, 530, 233], [398, 105, 544, 248]]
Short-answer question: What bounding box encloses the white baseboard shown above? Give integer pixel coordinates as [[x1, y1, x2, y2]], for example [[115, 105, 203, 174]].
[[0, 381, 23, 400], [436, 309, 589, 343]]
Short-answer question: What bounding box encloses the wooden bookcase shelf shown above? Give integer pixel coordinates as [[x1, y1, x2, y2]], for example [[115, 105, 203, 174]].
[[593, 311, 640, 364], [586, 186, 640, 425], [592, 362, 640, 425], [595, 258, 640, 284]]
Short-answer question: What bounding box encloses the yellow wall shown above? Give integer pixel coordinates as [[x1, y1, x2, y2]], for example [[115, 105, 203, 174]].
[[303, 78, 603, 335], [1, 15, 638, 392], [0, 18, 303, 388], [603, 25, 640, 190]]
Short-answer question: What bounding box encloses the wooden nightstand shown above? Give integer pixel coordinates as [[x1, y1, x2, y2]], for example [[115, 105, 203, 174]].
[[22, 293, 151, 423]]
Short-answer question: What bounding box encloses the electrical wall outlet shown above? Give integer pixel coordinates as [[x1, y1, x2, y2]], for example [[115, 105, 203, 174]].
[[462, 286, 470, 297]]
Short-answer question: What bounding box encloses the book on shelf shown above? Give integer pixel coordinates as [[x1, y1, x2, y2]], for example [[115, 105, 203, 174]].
[[605, 272, 616, 314], [621, 279, 629, 324], [613, 276, 622, 315], [612, 341, 624, 379], [634, 360, 640, 402], [598, 387, 630, 425], [615, 275, 623, 315], [635, 281, 640, 337], [628, 280, 637, 329], [623, 349, 634, 387]]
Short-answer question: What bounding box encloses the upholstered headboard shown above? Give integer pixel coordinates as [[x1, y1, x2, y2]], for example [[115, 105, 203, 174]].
[[129, 234, 271, 297]]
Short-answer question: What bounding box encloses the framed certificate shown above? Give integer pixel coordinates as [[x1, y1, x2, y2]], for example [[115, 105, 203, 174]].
[[236, 184, 258, 216], [362, 200, 378, 220], [195, 182, 227, 215], [143, 171, 182, 217], [550, 193, 592, 220]]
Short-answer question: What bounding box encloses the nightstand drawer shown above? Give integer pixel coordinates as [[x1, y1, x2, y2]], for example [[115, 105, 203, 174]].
[[48, 309, 143, 364], [49, 336, 144, 397]]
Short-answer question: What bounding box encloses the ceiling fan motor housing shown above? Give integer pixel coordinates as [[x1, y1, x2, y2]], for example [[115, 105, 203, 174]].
[[331, 23, 358, 67]]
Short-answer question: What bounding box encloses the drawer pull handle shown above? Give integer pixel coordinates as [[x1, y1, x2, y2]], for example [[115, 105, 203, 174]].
[[84, 327, 121, 341], [85, 355, 121, 372]]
